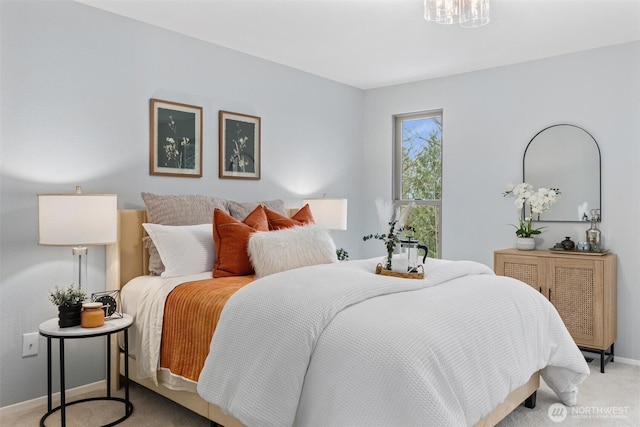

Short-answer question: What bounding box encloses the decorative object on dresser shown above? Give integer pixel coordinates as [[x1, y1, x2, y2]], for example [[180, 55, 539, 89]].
[[585, 208, 602, 251], [576, 241, 591, 252], [219, 110, 261, 179], [149, 99, 203, 178], [515, 237, 536, 251], [502, 183, 560, 250], [494, 248, 617, 372], [561, 236, 575, 251]]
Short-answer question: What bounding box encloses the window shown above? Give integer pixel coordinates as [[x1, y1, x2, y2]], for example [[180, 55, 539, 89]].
[[393, 110, 442, 258]]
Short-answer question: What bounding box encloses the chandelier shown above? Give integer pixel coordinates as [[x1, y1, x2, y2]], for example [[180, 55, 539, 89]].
[[424, 0, 490, 28]]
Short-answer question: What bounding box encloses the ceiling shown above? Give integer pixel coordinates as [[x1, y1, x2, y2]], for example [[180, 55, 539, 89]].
[[76, 0, 640, 90]]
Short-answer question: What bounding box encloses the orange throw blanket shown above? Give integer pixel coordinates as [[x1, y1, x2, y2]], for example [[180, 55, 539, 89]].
[[160, 275, 255, 381]]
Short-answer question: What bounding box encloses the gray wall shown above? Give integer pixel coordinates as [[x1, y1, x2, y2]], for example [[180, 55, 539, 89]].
[[0, 0, 364, 407], [363, 42, 640, 363]]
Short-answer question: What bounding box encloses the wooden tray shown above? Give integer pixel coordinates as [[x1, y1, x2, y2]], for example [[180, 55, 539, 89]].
[[375, 263, 424, 279], [548, 248, 610, 256]]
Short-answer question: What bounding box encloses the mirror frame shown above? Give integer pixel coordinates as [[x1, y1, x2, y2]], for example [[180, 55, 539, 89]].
[[523, 124, 601, 222]]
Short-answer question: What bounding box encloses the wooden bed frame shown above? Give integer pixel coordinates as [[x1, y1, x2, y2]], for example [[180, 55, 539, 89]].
[[106, 209, 539, 427]]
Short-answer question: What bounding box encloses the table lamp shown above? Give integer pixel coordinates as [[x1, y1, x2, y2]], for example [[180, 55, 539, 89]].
[[38, 186, 117, 290], [303, 194, 348, 231]]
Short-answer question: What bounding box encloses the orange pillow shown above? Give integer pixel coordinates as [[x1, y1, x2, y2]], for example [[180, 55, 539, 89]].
[[213, 206, 269, 277], [265, 204, 315, 230]]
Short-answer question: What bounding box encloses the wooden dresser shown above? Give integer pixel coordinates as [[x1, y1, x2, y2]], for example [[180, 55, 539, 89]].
[[494, 248, 617, 372]]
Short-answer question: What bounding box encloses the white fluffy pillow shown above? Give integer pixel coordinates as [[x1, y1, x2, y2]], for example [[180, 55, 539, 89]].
[[142, 223, 214, 278], [248, 225, 338, 278]]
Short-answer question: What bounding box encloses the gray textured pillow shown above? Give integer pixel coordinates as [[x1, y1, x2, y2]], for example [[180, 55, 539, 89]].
[[227, 199, 286, 220], [143, 236, 165, 275], [141, 193, 229, 275]]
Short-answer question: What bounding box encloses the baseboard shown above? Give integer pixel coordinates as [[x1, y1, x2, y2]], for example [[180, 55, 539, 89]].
[[0, 380, 105, 416], [615, 356, 640, 366], [580, 348, 640, 367]]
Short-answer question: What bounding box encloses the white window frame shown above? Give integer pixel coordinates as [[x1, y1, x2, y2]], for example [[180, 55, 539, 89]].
[[393, 109, 443, 258]]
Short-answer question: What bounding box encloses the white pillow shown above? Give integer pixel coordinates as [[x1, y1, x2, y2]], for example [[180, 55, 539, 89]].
[[248, 225, 338, 278], [142, 223, 214, 278]]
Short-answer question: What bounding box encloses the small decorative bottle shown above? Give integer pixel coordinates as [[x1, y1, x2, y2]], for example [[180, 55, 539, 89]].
[[586, 215, 602, 252], [561, 236, 575, 251]]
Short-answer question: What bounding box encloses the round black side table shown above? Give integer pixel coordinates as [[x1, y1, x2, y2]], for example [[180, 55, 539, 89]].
[[38, 314, 134, 426]]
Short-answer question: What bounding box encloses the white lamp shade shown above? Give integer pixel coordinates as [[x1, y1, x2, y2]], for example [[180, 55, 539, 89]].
[[304, 198, 348, 231], [38, 193, 118, 246]]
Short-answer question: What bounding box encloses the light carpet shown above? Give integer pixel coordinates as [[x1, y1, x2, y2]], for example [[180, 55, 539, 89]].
[[2, 359, 638, 426]]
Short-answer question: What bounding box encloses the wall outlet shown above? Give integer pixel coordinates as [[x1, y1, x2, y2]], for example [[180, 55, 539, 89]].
[[22, 332, 38, 357]]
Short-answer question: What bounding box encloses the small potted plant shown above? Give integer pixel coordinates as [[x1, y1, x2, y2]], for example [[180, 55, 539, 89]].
[[49, 285, 87, 328]]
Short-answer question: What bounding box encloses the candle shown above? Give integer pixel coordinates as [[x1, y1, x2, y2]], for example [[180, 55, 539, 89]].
[[81, 302, 105, 328]]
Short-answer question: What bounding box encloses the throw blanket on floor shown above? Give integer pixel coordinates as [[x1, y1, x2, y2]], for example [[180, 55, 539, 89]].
[[197, 257, 589, 427], [160, 276, 255, 382]]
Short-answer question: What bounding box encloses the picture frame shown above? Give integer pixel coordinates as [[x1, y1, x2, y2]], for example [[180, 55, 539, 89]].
[[150, 99, 203, 178], [219, 110, 261, 179]]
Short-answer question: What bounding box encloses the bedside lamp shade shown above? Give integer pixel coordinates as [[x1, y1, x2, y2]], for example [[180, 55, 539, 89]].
[[38, 188, 117, 290], [38, 193, 118, 245], [303, 197, 348, 231]]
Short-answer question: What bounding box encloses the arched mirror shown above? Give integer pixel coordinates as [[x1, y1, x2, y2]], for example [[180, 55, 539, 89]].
[[523, 124, 601, 222]]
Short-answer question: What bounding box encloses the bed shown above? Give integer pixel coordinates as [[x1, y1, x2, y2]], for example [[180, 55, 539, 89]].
[[106, 203, 589, 427]]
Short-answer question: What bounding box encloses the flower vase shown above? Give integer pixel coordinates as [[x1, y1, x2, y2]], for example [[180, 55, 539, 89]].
[[516, 237, 536, 251], [58, 304, 82, 328]]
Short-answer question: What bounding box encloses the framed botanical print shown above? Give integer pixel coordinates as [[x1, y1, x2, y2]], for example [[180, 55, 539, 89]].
[[150, 99, 203, 177], [219, 110, 261, 179]]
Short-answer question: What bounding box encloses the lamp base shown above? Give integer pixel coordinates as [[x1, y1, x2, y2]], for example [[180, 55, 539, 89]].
[[72, 246, 88, 290]]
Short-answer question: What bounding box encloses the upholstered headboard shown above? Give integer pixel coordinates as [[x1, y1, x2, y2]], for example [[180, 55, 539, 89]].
[[106, 210, 149, 292]]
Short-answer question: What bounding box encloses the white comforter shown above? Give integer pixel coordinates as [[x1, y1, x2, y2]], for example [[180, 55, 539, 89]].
[[197, 258, 589, 427]]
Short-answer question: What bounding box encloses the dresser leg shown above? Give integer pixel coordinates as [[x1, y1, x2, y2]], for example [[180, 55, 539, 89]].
[[580, 345, 614, 373], [611, 342, 615, 363], [600, 343, 615, 373]]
